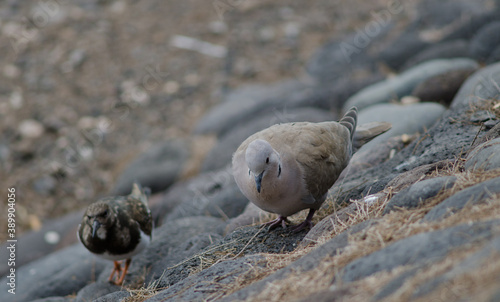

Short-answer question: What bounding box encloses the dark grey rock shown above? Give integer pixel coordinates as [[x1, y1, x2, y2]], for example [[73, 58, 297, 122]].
[[281, 76, 385, 111], [331, 64, 500, 205], [424, 176, 500, 221], [193, 79, 308, 136], [387, 63, 500, 172], [361, 174, 396, 197], [384, 176, 457, 214], [465, 137, 500, 171], [443, 10, 500, 41], [387, 160, 455, 192], [317, 74, 386, 110], [452, 63, 500, 110], [356, 102, 446, 148], [341, 219, 500, 283], [411, 235, 500, 299], [146, 255, 267, 302], [416, 0, 489, 29], [94, 290, 130, 302], [146, 232, 223, 287], [30, 297, 74, 302], [470, 21, 500, 62], [488, 290, 500, 302], [0, 209, 83, 277], [484, 119, 498, 129], [161, 166, 248, 222], [306, 33, 379, 84], [201, 107, 333, 172], [224, 202, 262, 235], [0, 244, 107, 302], [402, 40, 471, 71], [219, 220, 377, 302], [373, 267, 419, 301], [377, 29, 429, 71], [347, 136, 408, 177], [151, 223, 308, 291], [469, 110, 495, 124], [471, 122, 500, 149], [75, 282, 122, 302], [343, 58, 479, 111], [411, 66, 477, 105], [98, 216, 226, 286], [486, 44, 500, 64], [112, 139, 191, 195], [194, 74, 383, 138]]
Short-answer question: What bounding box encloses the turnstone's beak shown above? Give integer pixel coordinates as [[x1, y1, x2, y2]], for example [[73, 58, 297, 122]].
[[254, 171, 264, 193], [92, 220, 101, 238]]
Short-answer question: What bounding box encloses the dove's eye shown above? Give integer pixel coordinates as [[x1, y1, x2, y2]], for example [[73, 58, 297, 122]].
[[266, 157, 269, 164]]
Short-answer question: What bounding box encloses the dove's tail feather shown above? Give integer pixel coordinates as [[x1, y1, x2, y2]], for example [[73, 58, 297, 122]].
[[339, 106, 358, 140], [130, 182, 150, 205], [352, 121, 392, 151]]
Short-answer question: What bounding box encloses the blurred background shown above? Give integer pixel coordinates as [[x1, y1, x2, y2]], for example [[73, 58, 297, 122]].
[[0, 0, 495, 242]]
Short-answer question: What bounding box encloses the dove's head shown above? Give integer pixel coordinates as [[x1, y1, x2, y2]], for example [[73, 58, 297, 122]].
[[245, 139, 281, 193], [84, 202, 116, 239]]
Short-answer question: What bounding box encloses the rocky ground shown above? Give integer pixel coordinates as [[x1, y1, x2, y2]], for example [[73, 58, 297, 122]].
[[3, 0, 500, 301]]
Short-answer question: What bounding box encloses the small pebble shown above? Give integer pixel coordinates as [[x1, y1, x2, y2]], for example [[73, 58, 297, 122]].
[[208, 21, 228, 34], [109, 1, 127, 14], [185, 73, 199, 86], [283, 22, 300, 39], [259, 26, 276, 42], [19, 119, 44, 139], [44, 231, 61, 245], [164, 80, 180, 94], [401, 96, 419, 105], [3, 64, 21, 79], [10, 90, 23, 109], [77, 116, 96, 130]]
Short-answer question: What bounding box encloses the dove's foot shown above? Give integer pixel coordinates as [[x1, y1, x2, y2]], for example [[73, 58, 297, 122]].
[[264, 216, 289, 231], [291, 219, 312, 232], [291, 209, 316, 233]]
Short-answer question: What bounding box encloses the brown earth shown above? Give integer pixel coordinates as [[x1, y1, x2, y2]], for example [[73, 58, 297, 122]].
[[0, 0, 413, 242]]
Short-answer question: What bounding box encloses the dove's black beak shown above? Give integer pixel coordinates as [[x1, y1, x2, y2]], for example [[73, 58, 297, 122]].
[[255, 172, 264, 193], [92, 220, 101, 238]]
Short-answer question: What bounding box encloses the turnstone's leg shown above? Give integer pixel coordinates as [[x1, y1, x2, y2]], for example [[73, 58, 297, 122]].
[[291, 209, 315, 233], [263, 216, 289, 231], [115, 258, 131, 285], [108, 261, 122, 282]]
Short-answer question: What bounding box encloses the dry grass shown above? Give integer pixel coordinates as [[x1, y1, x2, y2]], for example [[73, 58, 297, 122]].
[[124, 276, 169, 302], [235, 167, 500, 302], [126, 163, 500, 301]]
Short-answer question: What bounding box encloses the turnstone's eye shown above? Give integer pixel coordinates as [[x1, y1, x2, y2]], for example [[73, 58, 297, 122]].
[[102, 210, 109, 217], [266, 157, 269, 164]]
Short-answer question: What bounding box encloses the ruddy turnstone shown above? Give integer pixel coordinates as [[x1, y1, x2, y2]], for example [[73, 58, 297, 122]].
[[78, 183, 153, 285]]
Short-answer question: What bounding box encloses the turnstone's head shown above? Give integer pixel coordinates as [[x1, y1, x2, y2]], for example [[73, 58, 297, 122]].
[[83, 202, 116, 240]]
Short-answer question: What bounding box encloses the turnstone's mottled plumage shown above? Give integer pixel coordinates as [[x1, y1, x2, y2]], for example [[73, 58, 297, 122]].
[[78, 183, 152, 285]]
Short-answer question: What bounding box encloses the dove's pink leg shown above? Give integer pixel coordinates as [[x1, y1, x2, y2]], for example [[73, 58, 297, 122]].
[[291, 209, 315, 232], [264, 216, 289, 230]]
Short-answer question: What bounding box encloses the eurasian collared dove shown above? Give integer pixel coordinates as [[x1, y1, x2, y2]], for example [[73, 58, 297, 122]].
[[232, 107, 391, 231]]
